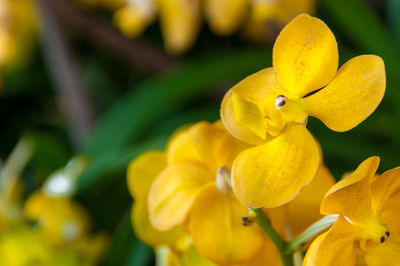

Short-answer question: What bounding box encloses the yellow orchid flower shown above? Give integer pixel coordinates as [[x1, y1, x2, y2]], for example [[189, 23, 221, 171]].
[[24, 191, 90, 245], [156, 0, 201, 55], [0, 144, 105, 265], [147, 121, 287, 264], [127, 150, 184, 246], [221, 13, 386, 208], [114, 0, 200, 55], [0, 225, 54, 266], [127, 150, 216, 265], [286, 163, 335, 237], [244, 0, 314, 43], [0, 0, 36, 70], [304, 156, 400, 265], [23, 156, 94, 245], [285, 141, 335, 237], [22, 191, 107, 265], [0, 223, 107, 266], [114, 0, 156, 38], [203, 0, 248, 36]]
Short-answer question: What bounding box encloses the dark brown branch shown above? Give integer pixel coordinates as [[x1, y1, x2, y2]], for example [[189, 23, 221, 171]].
[[36, 0, 95, 146], [42, 0, 176, 72]]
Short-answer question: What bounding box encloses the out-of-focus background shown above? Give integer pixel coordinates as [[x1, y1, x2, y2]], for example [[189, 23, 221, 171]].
[[0, 0, 398, 265]]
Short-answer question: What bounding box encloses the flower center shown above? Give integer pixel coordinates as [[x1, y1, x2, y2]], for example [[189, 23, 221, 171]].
[[274, 95, 308, 125], [359, 217, 390, 253]]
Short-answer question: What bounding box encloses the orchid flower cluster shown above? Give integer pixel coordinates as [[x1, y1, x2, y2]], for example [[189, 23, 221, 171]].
[[126, 13, 399, 266], [0, 140, 107, 266], [113, 0, 314, 54]]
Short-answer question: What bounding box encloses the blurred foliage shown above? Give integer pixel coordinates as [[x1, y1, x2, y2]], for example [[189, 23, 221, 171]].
[[1, 0, 400, 265]]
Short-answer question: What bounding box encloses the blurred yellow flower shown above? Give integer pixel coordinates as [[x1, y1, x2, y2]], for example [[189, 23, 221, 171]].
[[114, 0, 156, 38], [0, 154, 108, 266], [244, 0, 314, 43], [24, 191, 90, 245], [147, 121, 286, 264], [203, 0, 248, 36], [113, 0, 315, 54], [0, 0, 36, 70], [304, 156, 400, 266], [114, 0, 200, 55], [24, 156, 93, 245], [220, 13, 386, 208], [0, 225, 53, 266], [0, 223, 107, 266]]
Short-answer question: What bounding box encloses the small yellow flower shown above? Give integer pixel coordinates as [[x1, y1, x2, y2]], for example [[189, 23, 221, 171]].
[[203, 0, 248, 36], [147, 121, 286, 264], [221, 13, 386, 208], [24, 191, 90, 245], [157, 0, 201, 55], [0, 0, 36, 69], [114, 0, 200, 55], [304, 156, 400, 266], [0, 225, 53, 266], [0, 223, 107, 266], [113, 0, 156, 38], [244, 0, 314, 43], [23, 156, 94, 246]]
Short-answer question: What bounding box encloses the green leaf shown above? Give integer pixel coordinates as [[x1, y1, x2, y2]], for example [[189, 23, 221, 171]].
[[77, 105, 217, 195], [77, 135, 167, 193], [319, 0, 399, 59], [319, 0, 400, 98], [147, 104, 219, 139], [388, 0, 400, 41], [83, 50, 272, 157]]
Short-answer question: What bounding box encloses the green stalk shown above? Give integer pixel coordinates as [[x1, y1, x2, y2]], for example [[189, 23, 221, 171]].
[[0, 137, 34, 199], [286, 214, 338, 252], [252, 208, 293, 266]]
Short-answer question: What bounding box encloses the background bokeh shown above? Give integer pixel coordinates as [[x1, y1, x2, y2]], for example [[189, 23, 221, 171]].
[[0, 0, 398, 265]]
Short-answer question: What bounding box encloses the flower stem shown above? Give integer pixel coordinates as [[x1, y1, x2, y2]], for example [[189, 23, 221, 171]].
[[286, 214, 338, 252], [252, 208, 294, 266], [0, 138, 34, 199]]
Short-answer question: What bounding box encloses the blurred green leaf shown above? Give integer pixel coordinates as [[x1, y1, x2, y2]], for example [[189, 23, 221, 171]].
[[83, 49, 272, 157], [30, 132, 71, 179], [308, 117, 400, 179], [147, 104, 219, 139], [388, 0, 400, 41], [319, 0, 400, 98], [77, 102, 220, 195], [77, 135, 167, 194]]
